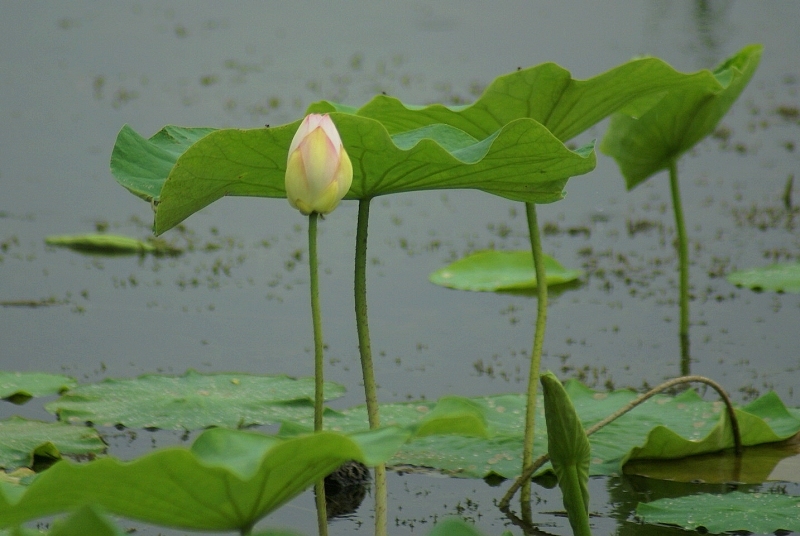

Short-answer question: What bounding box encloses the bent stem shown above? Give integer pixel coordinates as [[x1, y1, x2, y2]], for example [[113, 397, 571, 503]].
[[669, 159, 691, 374], [308, 212, 328, 536], [499, 374, 742, 510], [519, 202, 548, 515], [354, 198, 387, 536]]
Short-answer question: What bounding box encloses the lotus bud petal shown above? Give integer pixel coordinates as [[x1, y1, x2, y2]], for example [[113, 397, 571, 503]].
[[285, 114, 353, 215]]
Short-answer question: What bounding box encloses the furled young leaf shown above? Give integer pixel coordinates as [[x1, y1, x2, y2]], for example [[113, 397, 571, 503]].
[[0, 418, 105, 470], [636, 491, 800, 534], [44, 371, 346, 430], [429, 250, 581, 292], [151, 116, 594, 234], [726, 262, 800, 293], [600, 45, 763, 189], [291, 383, 800, 480], [0, 372, 76, 403], [541, 372, 591, 536], [0, 427, 409, 532], [307, 50, 750, 142]]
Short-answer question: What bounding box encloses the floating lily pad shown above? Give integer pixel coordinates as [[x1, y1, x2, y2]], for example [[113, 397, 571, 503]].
[[45, 234, 180, 256], [429, 250, 582, 292], [292, 383, 800, 480], [0, 372, 76, 404], [45, 371, 346, 430], [0, 427, 409, 532], [624, 440, 800, 484], [636, 491, 800, 534], [726, 262, 800, 293], [0, 417, 105, 470]]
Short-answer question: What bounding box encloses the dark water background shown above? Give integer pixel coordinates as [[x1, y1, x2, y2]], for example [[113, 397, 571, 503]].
[[1, 2, 799, 534]]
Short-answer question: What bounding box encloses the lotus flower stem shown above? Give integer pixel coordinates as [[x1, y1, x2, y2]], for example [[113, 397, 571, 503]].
[[354, 197, 387, 536], [307, 212, 329, 536], [520, 202, 548, 511], [668, 159, 691, 373], [499, 374, 741, 511]]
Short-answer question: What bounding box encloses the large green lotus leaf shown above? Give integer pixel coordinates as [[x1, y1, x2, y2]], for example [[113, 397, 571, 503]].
[[151, 116, 594, 234], [44, 371, 346, 430], [0, 417, 105, 470], [726, 262, 800, 293], [600, 45, 762, 189], [636, 491, 800, 534], [541, 372, 591, 536], [307, 48, 761, 142], [110, 125, 216, 203], [294, 383, 800, 480], [0, 427, 408, 531], [429, 250, 582, 291], [0, 372, 76, 403]]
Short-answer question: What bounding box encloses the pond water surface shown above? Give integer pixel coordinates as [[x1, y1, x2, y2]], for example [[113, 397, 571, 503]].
[[1, 2, 799, 535]]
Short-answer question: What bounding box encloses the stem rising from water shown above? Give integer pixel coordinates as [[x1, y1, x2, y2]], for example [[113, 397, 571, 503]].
[[354, 198, 387, 536]]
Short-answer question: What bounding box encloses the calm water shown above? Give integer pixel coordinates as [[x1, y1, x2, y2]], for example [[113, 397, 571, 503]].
[[1, 2, 799, 534]]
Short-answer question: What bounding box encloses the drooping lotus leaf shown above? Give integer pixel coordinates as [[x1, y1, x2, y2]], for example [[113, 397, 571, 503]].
[[126, 116, 594, 234], [0, 372, 76, 403], [0, 417, 105, 470], [110, 125, 215, 203], [290, 383, 800, 480], [429, 250, 582, 292], [636, 491, 800, 534], [726, 262, 800, 293], [600, 44, 763, 189], [541, 372, 591, 536], [307, 48, 761, 142], [44, 371, 346, 430], [0, 427, 410, 532]]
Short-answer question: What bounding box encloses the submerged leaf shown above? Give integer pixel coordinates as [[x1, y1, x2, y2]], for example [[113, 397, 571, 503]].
[[45, 371, 346, 430], [0, 418, 105, 470], [726, 262, 800, 293], [600, 44, 763, 189], [0, 428, 406, 531], [636, 491, 800, 534], [429, 250, 582, 291]]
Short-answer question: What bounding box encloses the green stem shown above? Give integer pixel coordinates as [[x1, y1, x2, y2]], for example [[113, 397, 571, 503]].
[[668, 160, 691, 373], [520, 202, 547, 511], [354, 198, 386, 536], [308, 212, 328, 536]]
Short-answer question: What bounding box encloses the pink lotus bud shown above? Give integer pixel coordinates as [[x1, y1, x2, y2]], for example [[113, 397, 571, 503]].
[[285, 114, 353, 215]]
